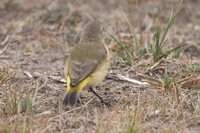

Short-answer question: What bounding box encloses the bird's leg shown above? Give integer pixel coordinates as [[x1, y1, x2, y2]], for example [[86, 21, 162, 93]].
[[89, 87, 110, 105]]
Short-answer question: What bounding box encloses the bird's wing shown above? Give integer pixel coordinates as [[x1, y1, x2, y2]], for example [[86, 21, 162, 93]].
[[68, 59, 98, 87]]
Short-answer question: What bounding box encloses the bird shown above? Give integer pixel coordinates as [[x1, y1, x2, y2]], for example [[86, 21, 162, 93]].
[[63, 20, 110, 105]]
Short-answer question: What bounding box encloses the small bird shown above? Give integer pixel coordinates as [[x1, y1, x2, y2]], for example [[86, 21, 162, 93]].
[[63, 20, 110, 105]]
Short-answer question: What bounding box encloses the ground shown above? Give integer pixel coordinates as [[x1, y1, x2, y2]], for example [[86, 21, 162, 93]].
[[0, 0, 200, 133]]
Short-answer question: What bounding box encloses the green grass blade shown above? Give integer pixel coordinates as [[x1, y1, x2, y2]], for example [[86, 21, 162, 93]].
[[160, 10, 179, 47], [158, 42, 185, 59], [108, 32, 133, 64]]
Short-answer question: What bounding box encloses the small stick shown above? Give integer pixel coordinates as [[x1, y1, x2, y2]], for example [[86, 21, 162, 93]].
[[146, 59, 162, 72], [1, 36, 9, 46], [117, 74, 150, 87], [49, 75, 66, 84], [0, 36, 9, 55], [33, 77, 48, 105], [34, 110, 52, 118], [24, 71, 66, 84], [24, 71, 33, 79]]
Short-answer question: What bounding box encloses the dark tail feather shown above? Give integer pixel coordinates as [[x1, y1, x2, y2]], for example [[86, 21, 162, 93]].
[[63, 92, 77, 105]]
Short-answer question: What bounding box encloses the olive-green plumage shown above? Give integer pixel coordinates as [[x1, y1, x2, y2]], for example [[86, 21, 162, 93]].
[[64, 21, 110, 105]]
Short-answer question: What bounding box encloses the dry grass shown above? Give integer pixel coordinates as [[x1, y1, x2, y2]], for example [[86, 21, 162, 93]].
[[0, 0, 200, 132]]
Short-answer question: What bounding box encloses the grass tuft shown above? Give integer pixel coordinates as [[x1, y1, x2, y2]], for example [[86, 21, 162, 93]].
[[128, 110, 137, 133], [20, 96, 33, 113], [147, 10, 184, 62]]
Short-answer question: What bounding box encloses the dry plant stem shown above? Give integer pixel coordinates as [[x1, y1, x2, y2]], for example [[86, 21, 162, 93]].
[[146, 59, 162, 72], [35, 110, 52, 118], [24, 71, 33, 79], [24, 70, 66, 84], [0, 36, 10, 55], [48, 98, 94, 122], [123, 12, 134, 34], [33, 77, 48, 105], [34, 125, 52, 133], [117, 74, 150, 87], [177, 74, 195, 84], [137, 74, 161, 83], [49, 75, 66, 84]]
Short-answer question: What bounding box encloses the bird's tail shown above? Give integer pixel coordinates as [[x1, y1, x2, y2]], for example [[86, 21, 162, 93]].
[[63, 91, 77, 105]]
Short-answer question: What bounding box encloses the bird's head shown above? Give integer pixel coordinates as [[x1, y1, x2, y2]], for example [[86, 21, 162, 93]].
[[81, 20, 105, 42]]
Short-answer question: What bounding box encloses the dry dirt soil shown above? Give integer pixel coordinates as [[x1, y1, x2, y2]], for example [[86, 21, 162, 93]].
[[0, 0, 200, 133]]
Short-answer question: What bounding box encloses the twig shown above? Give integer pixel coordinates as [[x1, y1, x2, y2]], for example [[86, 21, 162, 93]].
[[34, 125, 52, 133], [49, 75, 66, 84], [0, 36, 9, 55], [123, 12, 134, 33], [146, 59, 162, 72], [1, 36, 9, 46], [117, 74, 150, 87], [33, 97, 55, 106], [48, 98, 94, 122], [30, 71, 66, 84], [137, 74, 162, 84], [34, 110, 52, 118], [0, 55, 10, 59], [24, 71, 33, 79], [33, 77, 48, 105]]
